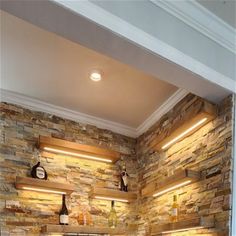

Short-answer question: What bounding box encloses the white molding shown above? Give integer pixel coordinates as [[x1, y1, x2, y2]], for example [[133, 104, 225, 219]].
[[54, 0, 236, 94], [0, 89, 137, 138], [136, 89, 188, 136], [232, 94, 236, 236], [151, 0, 236, 54], [0, 89, 189, 138]]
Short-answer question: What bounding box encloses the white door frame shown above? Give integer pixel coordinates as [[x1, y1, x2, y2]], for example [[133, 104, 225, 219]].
[[232, 93, 236, 236]]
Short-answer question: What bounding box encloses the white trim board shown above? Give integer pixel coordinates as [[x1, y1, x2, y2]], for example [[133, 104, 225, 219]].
[[232, 94, 236, 236], [151, 0, 236, 54], [0, 88, 187, 138]]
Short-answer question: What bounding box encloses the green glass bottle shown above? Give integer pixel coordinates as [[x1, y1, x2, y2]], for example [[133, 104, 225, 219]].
[[108, 200, 117, 228]]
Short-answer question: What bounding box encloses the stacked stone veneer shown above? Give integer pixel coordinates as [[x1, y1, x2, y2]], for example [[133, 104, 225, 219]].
[[0, 93, 233, 236], [136, 94, 233, 236], [0, 102, 138, 235]]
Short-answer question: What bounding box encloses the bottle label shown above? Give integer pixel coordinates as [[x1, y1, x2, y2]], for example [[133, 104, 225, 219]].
[[36, 167, 45, 179], [60, 214, 69, 224], [172, 208, 178, 216]]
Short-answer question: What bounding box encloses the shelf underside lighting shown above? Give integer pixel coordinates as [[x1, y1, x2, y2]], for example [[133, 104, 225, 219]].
[[161, 117, 207, 150], [142, 169, 200, 198], [22, 186, 66, 195], [153, 180, 191, 197], [43, 147, 112, 163], [15, 176, 74, 195], [152, 101, 217, 151], [162, 226, 204, 234], [94, 196, 129, 203], [38, 136, 120, 163], [151, 217, 214, 235]]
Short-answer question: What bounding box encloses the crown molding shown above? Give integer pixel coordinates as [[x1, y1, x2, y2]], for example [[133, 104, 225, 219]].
[[150, 0, 236, 54], [136, 89, 188, 136], [0, 89, 188, 138], [0, 89, 137, 138]]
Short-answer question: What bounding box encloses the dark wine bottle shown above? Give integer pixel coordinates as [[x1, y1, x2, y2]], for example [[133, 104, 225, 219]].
[[59, 194, 69, 225], [31, 162, 47, 180]]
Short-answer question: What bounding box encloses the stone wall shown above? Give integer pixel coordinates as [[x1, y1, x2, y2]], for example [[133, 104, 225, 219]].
[[136, 94, 233, 236], [0, 93, 233, 236], [0, 102, 138, 235]]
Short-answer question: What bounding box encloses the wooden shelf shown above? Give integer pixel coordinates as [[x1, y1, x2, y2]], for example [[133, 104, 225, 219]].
[[151, 100, 216, 150], [151, 217, 214, 235], [142, 169, 200, 197], [38, 136, 120, 163], [15, 176, 75, 195], [90, 187, 137, 203], [41, 225, 126, 235]]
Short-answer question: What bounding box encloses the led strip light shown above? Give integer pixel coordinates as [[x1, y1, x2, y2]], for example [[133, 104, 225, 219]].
[[22, 186, 66, 195], [43, 147, 112, 163], [162, 118, 208, 149], [153, 180, 191, 197]]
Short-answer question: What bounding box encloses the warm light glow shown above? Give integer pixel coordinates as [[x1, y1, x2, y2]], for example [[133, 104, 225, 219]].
[[153, 180, 191, 197], [94, 196, 129, 203], [90, 71, 102, 82], [162, 226, 204, 234], [22, 186, 66, 195], [43, 147, 112, 163], [162, 118, 208, 149]]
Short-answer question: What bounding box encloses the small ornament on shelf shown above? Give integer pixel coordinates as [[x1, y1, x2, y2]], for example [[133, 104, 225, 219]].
[[120, 163, 129, 192], [77, 206, 93, 226], [31, 150, 47, 180]]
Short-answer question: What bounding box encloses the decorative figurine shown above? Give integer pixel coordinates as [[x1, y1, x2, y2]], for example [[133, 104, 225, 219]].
[[120, 164, 129, 192]]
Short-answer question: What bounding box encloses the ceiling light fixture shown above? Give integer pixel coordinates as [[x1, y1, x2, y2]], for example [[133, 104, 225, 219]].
[[90, 70, 102, 82]]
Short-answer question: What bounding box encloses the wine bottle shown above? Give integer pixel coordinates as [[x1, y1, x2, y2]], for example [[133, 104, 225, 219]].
[[170, 195, 178, 222], [108, 201, 117, 228], [59, 194, 69, 225], [31, 162, 47, 180], [120, 164, 129, 192]]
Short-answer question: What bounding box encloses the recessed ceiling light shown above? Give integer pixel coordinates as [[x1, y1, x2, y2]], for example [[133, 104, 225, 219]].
[[90, 70, 102, 82]]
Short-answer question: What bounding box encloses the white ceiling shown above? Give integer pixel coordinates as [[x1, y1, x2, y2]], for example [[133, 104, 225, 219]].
[[0, 10, 178, 129], [197, 0, 236, 28]]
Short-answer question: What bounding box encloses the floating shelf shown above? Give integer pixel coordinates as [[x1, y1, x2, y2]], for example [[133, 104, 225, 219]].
[[41, 225, 126, 235], [142, 169, 200, 197], [151, 217, 214, 235], [38, 136, 120, 163], [151, 100, 216, 150], [90, 187, 137, 203], [15, 176, 75, 195]]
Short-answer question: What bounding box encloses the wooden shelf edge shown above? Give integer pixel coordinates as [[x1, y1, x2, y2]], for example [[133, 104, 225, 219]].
[[151, 217, 214, 235], [15, 176, 75, 195], [39, 136, 120, 163], [151, 100, 217, 151], [142, 169, 200, 197], [91, 187, 137, 202], [41, 225, 127, 235]]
